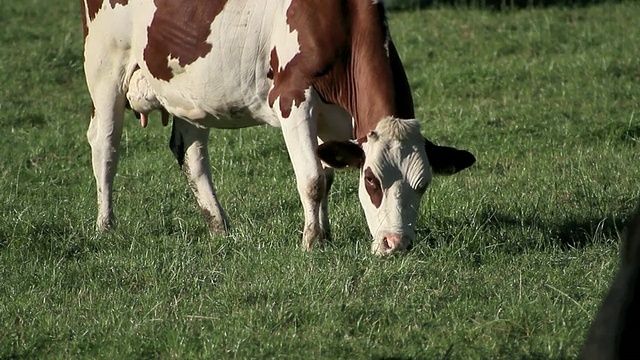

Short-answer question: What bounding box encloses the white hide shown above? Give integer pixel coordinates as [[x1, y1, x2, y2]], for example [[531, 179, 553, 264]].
[[134, 1, 285, 128]]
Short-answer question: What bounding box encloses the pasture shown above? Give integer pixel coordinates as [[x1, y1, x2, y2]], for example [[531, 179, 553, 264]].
[[1, 0, 639, 358]]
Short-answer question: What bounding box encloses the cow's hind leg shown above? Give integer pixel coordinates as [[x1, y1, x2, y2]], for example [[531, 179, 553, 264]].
[[85, 59, 127, 231], [170, 117, 230, 234], [87, 98, 125, 231]]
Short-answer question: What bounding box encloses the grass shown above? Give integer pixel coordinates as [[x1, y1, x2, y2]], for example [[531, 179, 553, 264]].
[[1, 0, 639, 358]]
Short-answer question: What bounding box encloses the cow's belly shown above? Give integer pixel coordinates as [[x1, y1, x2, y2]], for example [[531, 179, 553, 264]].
[[129, 0, 282, 129], [149, 71, 278, 129], [145, 41, 277, 129]]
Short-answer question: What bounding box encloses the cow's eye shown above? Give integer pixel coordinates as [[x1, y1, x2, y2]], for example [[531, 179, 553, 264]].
[[365, 176, 375, 186], [363, 167, 380, 190], [364, 176, 380, 190]]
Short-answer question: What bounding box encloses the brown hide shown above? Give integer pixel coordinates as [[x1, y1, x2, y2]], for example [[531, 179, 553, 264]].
[[144, 0, 228, 81], [269, 0, 413, 138]]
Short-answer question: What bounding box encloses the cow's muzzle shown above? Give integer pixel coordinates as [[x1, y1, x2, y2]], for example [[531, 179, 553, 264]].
[[371, 233, 413, 255]]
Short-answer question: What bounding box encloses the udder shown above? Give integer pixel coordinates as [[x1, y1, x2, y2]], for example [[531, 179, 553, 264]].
[[126, 69, 168, 127]]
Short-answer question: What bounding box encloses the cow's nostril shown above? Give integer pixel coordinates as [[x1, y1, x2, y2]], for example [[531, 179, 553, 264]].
[[383, 237, 392, 250], [380, 233, 410, 253]]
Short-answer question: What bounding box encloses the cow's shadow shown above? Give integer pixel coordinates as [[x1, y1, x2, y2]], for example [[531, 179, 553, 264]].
[[6, 220, 105, 260], [419, 207, 631, 252], [554, 216, 627, 248]]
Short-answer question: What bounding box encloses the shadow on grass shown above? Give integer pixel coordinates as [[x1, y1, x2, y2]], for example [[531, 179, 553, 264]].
[[554, 217, 626, 248], [373, 343, 454, 360], [5, 112, 46, 129], [388, 0, 611, 11], [3, 333, 59, 360], [17, 220, 104, 260], [473, 208, 629, 250], [621, 124, 640, 145], [0, 224, 9, 248], [420, 207, 631, 253]]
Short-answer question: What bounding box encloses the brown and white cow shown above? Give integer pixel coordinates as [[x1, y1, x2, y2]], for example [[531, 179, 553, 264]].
[[581, 205, 640, 359], [80, 0, 475, 255]]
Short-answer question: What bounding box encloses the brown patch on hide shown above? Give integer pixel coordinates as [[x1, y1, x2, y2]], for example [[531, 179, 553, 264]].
[[144, 0, 228, 81], [81, 0, 102, 39], [267, 45, 308, 119], [109, 0, 128, 7], [84, 0, 103, 22], [80, 0, 129, 30], [81, 0, 129, 38], [363, 167, 382, 208], [267, 0, 349, 120], [267, 47, 277, 80], [268, 0, 414, 138], [267, 46, 308, 118]]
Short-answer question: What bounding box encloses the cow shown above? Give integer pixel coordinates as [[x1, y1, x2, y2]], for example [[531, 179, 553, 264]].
[[80, 0, 475, 255], [580, 205, 640, 359]]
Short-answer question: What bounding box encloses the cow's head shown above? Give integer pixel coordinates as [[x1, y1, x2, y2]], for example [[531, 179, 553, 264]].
[[317, 117, 475, 255]]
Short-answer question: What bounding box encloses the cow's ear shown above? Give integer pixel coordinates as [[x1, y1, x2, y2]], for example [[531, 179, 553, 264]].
[[317, 141, 364, 169], [424, 138, 476, 175]]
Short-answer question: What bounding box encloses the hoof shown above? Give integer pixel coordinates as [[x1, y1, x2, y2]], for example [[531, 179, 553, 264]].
[[301, 225, 331, 251], [201, 208, 231, 235], [95, 215, 115, 232]]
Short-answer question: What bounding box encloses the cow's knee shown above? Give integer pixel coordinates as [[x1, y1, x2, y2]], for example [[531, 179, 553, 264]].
[[305, 174, 327, 204]]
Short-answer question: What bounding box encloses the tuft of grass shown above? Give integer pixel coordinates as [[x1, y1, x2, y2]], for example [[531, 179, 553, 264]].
[[1, 0, 639, 358]]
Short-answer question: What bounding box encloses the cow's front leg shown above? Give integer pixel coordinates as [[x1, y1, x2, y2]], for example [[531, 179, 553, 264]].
[[169, 117, 230, 234], [277, 94, 328, 250]]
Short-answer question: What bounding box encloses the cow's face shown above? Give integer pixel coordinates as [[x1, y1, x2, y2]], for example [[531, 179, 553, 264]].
[[358, 119, 430, 255], [318, 117, 429, 255], [318, 117, 475, 255]]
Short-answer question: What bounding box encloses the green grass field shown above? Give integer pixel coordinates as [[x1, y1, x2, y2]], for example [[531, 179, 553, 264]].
[[1, 1, 639, 358]]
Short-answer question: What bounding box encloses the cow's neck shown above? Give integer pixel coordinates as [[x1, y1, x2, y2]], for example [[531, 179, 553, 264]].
[[279, 0, 414, 140], [348, 37, 415, 140], [311, 1, 414, 140]]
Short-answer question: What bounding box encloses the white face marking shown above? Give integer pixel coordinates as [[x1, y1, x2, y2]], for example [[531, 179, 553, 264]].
[[358, 117, 431, 255]]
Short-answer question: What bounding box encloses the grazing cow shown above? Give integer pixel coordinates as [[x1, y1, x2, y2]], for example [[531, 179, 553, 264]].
[[80, 0, 475, 255], [580, 205, 640, 359]]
